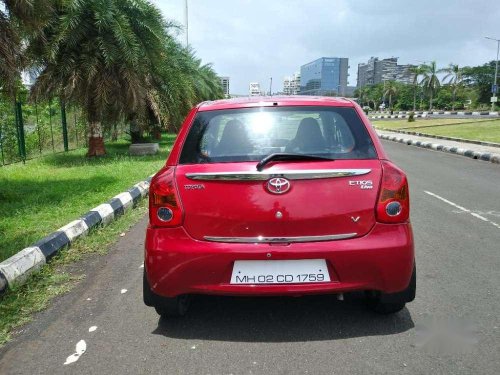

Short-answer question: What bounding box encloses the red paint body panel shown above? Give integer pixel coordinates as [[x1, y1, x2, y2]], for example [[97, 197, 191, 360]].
[[145, 223, 414, 297], [176, 160, 381, 240]]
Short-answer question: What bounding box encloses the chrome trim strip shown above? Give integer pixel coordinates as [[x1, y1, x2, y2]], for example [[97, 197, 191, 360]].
[[186, 169, 371, 181], [204, 233, 358, 243]]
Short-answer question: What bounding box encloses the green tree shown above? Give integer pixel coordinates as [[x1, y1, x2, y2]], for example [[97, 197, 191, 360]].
[[366, 83, 384, 110], [462, 61, 497, 105], [420, 61, 441, 110], [30, 0, 172, 156], [440, 64, 463, 110], [383, 80, 398, 112], [408, 65, 426, 111], [145, 43, 223, 134], [433, 86, 453, 110], [392, 84, 415, 111], [188, 50, 224, 102], [354, 86, 369, 107], [0, 0, 52, 97]]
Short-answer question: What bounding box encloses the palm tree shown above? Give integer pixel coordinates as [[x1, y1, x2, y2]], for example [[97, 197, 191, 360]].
[[409, 65, 425, 111], [179, 47, 224, 103], [30, 0, 171, 156], [440, 63, 463, 110], [355, 87, 369, 107], [420, 61, 441, 110], [0, 0, 52, 97], [366, 84, 384, 111], [383, 81, 398, 112], [144, 43, 223, 133]]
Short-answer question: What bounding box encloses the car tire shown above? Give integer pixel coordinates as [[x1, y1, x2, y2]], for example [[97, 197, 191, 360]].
[[366, 263, 416, 314], [154, 295, 190, 317], [144, 270, 190, 316], [143, 271, 155, 307], [366, 295, 406, 314]]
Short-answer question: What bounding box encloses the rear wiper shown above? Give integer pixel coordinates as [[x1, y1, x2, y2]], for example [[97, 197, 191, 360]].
[[256, 153, 334, 171]]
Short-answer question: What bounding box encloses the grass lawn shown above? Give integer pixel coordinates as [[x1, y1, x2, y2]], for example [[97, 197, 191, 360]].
[[373, 118, 500, 143], [373, 118, 481, 130], [0, 134, 175, 262], [415, 120, 500, 143]]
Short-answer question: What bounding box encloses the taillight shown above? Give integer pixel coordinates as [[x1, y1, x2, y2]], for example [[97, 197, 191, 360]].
[[149, 167, 183, 227], [376, 161, 410, 223]]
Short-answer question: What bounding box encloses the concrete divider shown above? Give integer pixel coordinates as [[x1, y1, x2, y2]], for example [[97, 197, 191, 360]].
[[369, 111, 499, 120], [378, 133, 500, 165]]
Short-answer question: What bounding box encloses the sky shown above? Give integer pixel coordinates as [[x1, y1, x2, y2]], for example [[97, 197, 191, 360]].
[[152, 0, 500, 95]]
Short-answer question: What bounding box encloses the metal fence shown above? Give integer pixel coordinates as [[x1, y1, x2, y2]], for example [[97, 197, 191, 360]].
[[0, 98, 89, 166]]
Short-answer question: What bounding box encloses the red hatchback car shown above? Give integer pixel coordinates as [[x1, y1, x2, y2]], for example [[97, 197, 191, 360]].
[[144, 96, 415, 316]]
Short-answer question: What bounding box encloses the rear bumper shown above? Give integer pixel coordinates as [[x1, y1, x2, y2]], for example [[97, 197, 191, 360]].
[[145, 223, 414, 298]]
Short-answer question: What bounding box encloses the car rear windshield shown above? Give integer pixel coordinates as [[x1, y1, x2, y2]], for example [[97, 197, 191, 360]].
[[179, 106, 377, 164]]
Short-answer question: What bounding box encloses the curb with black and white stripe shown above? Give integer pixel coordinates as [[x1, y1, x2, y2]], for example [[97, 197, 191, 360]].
[[378, 134, 500, 164], [0, 177, 152, 294], [369, 110, 499, 120], [370, 113, 427, 120], [377, 128, 500, 149]]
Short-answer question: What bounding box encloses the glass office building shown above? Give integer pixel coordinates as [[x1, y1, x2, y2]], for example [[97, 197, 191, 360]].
[[300, 57, 349, 96]]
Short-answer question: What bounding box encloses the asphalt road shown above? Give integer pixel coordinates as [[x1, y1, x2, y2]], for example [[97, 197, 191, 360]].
[[1, 141, 499, 375]]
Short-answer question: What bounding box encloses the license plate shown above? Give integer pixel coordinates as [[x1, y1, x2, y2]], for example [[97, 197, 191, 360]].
[[230, 259, 330, 284]]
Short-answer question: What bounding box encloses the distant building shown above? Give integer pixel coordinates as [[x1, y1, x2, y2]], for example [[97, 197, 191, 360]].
[[283, 76, 291, 95], [219, 76, 230, 97], [395, 64, 414, 85], [283, 72, 301, 95], [357, 57, 415, 87], [357, 64, 368, 88], [249, 82, 261, 96], [300, 57, 349, 96], [345, 86, 356, 97]]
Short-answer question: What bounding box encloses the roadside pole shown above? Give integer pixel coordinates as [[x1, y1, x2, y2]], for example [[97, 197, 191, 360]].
[[485, 37, 499, 111], [60, 99, 69, 152], [15, 101, 26, 163]]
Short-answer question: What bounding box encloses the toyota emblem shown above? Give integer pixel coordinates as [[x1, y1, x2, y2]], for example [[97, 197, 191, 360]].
[[266, 177, 291, 194]]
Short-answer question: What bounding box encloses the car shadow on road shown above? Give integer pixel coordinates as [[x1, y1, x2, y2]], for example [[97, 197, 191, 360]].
[[152, 293, 414, 342]]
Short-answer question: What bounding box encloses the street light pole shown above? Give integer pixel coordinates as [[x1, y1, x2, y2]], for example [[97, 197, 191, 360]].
[[485, 36, 499, 111], [185, 0, 189, 47]]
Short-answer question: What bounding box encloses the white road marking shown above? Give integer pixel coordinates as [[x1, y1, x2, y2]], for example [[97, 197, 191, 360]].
[[425, 191, 500, 230], [121, 289, 127, 294], [470, 212, 490, 222], [89, 326, 97, 332], [452, 209, 500, 218], [86, 298, 91, 301], [63, 340, 86, 365]]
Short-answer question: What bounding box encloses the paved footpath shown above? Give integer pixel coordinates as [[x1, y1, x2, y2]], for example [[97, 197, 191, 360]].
[[0, 141, 499, 374]]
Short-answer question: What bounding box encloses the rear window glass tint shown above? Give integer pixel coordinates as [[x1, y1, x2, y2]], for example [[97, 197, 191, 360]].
[[179, 106, 377, 164]]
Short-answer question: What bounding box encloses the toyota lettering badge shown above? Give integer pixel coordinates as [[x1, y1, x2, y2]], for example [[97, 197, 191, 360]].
[[266, 177, 291, 194]]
